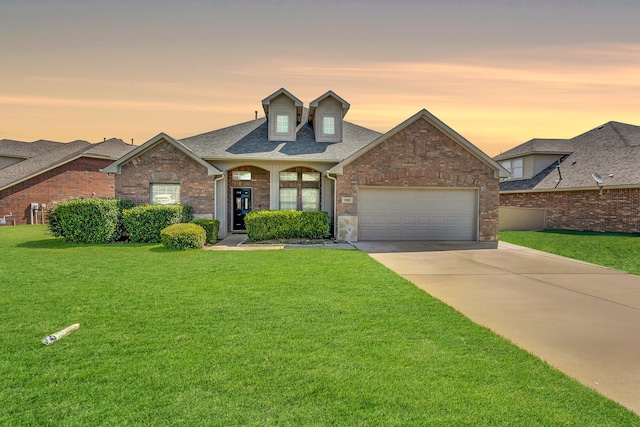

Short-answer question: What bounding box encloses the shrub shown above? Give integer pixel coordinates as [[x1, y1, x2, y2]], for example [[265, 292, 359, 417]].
[[46, 198, 122, 244], [191, 219, 220, 244], [181, 205, 194, 223], [245, 210, 330, 241], [115, 199, 135, 240], [122, 204, 193, 243], [161, 223, 206, 250]]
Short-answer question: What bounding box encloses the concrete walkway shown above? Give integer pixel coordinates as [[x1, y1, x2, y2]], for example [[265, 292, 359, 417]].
[[353, 240, 640, 415]]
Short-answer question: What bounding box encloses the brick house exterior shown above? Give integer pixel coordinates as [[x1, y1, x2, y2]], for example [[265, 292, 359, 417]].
[[114, 139, 217, 214], [499, 189, 640, 233], [104, 89, 506, 242], [0, 138, 135, 225], [334, 117, 500, 241], [495, 121, 640, 233]]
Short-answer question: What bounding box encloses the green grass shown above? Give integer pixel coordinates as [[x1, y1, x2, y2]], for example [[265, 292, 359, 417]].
[[2, 226, 638, 426], [500, 230, 640, 275]]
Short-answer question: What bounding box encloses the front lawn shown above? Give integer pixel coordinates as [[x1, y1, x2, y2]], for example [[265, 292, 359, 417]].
[[2, 226, 638, 426], [500, 230, 640, 275]]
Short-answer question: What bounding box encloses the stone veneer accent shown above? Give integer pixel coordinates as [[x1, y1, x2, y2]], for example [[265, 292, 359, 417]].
[[335, 117, 500, 241], [0, 157, 116, 225], [115, 140, 216, 214], [337, 215, 358, 241], [500, 188, 640, 233]]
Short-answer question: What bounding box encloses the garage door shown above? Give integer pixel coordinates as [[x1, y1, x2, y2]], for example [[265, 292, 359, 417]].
[[358, 188, 478, 241]]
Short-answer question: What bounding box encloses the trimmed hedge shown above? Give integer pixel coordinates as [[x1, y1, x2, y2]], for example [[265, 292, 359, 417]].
[[191, 219, 220, 244], [47, 198, 132, 244], [122, 204, 194, 243], [161, 223, 206, 250], [245, 210, 330, 241]]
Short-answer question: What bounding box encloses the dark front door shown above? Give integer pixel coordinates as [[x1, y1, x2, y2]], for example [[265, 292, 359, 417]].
[[233, 188, 252, 230]]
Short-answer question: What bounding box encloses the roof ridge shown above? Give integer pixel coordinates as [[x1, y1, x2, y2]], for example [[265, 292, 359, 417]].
[[608, 122, 632, 147]]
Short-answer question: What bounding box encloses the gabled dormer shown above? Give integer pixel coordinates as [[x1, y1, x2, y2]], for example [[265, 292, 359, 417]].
[[309, 91, 350, 143], [261, 88, 303, 142]]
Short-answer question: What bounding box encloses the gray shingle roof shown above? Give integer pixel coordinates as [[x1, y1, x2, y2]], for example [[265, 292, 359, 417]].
[[180, 118, 382, 162], [499, 121, 640, 191], [0, 138, 135, 191], [0, 139, 65, 158], [494, 138, 571, 161], [84, 138, 137, 159]]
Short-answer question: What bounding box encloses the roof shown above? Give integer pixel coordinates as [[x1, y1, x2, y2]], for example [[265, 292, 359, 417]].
[[179, 118, 382, 162], [499, 121, 640, 192], [329, 109, 509, 177], [494, 138, 571, 161], [0, 139, 65, 159], [101, 133, 222, 176], [0, 138, 135, 191]]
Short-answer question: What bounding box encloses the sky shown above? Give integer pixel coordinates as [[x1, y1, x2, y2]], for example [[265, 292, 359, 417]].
[[1, 0, 639, 157]]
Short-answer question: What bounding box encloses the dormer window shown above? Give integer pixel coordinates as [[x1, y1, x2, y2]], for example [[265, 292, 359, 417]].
[[261, 88, 303, 142], [322, 116, 336, 136], [276, 114, 290, 134], [309, 91, 350, 143]]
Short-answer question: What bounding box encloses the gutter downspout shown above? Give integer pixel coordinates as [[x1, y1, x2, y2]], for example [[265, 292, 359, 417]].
[[326, 172, 338, 239]]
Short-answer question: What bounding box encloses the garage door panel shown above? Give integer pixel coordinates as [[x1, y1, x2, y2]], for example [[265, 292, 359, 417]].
[[358, 188, 477, 241]]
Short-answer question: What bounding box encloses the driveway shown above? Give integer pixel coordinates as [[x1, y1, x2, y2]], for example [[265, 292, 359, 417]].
[[353, 240, 640, 415]]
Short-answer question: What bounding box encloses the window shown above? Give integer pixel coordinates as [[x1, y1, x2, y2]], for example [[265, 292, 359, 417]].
[[276, 114, 289, 134], [280, 172, 298, 181], [322, 116, 336, 136], [279, 168, 322, 211], [302, 188, 320, 211], [151, 184, 180, 205], [302, 172, 320, 182], [279, 188, 298, 210], [512, 158, 523, 179], [232, 171, 252, 181], [501, 157, 523, 179]]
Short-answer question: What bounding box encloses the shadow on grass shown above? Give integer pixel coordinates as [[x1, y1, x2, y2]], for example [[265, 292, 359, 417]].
[[16, 239, 162, 251], [537, 229, 640, 237]]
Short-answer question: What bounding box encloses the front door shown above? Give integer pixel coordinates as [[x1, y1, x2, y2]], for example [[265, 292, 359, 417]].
[[233, 188, 252, 230]]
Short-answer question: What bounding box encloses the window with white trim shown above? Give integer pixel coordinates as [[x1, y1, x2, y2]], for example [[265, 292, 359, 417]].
[[151, 184, 180, 205], [322, 116, 336, 136], [276, 114, 289, 134]]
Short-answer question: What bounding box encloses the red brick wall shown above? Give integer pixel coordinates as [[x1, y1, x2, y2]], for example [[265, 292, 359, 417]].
[[336, 117, 500, 241], [115, 140, 216, 214], [500, 188, 640, 233], [0, 157, 115, 225]]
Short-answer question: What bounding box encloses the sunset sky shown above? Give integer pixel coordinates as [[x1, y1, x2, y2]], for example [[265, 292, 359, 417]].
[[1, 0, 639, 156]]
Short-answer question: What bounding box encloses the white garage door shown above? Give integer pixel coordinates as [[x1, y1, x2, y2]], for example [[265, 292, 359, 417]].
[[358, 188, 478, 241]]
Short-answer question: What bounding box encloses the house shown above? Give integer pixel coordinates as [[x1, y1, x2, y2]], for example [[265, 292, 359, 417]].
[[495, 121, 640, 233], [0, 138, 136, 225], [103, 88, 507, 242]]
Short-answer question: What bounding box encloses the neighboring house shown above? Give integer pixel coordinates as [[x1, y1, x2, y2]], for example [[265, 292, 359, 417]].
[[104, 88, 507, 242], [495, 121, 640, 233], [0, 138, 136, 225]]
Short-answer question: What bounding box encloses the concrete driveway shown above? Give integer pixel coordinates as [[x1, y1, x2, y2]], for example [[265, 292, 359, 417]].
[[353, 240, 640, 415]]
